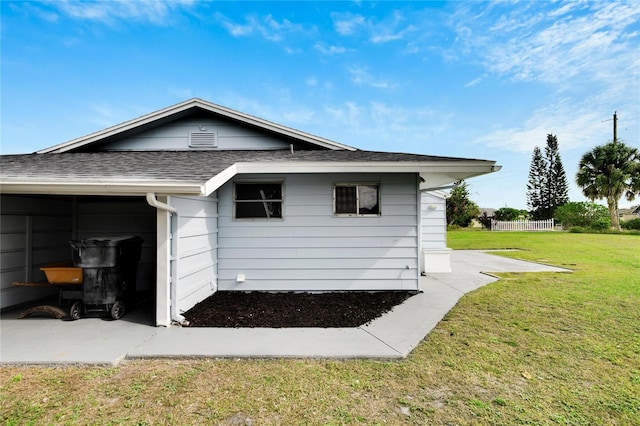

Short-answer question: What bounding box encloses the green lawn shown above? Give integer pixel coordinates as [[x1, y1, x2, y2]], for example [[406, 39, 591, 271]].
[[1, 231, 639, 425]]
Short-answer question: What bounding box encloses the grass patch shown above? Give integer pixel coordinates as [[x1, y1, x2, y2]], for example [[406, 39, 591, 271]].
[[1, 231, 639, 424]]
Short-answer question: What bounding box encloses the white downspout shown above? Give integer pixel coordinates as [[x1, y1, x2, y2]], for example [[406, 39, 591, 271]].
[[146, 192, 177, 214], [146, 193, 180, 326]]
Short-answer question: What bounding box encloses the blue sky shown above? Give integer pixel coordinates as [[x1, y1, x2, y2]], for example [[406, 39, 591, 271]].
[[2, 1, 639, 209]]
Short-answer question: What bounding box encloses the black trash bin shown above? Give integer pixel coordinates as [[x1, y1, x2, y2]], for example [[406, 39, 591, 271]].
[[68, 236, 143, 320]]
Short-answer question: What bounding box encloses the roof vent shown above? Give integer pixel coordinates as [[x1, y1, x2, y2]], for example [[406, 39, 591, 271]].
[[189, 131, 217, 148]]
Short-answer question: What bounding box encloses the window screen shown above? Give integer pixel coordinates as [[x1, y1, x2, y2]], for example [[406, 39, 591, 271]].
[[334, 184, 380, 216], [235, 183, 283, 219]]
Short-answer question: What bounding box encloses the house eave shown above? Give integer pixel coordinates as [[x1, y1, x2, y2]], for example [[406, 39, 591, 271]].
[[0, 181, 205, 196], [1, 160, 500, 197], [234, 160, 498, 174], [200, 160, 500, 196]]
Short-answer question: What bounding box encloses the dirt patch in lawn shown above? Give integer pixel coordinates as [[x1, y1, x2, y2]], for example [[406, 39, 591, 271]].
[[182, 291, 416, 328]]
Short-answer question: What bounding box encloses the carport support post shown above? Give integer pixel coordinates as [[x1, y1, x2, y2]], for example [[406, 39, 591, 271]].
[[154, 196, 172, 327]]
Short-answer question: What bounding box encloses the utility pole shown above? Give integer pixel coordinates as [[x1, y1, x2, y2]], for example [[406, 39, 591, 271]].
[[613, 111, 617, 143]]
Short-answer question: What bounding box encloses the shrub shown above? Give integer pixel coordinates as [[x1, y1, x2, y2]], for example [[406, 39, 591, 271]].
[[621, 218, 640, 230], [477, 211, 493, 229], [555, 202, 610, 229], [590, 217, 611, 230], [568, 226, 587, 233], [494, 207, 528, 222]]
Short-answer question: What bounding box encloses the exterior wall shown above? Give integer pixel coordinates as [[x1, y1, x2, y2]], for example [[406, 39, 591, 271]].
[[171, 195, 218, 316], [1, 195, 73, 308], [420, 192, 447, 250], [75, 197, 156, 293], [100, 116, 290, 151], [420, 191, 451, 273], [217, 173, 420, 291]]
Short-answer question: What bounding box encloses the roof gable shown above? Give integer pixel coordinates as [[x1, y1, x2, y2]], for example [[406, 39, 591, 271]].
[[38, 98, 356, 153]]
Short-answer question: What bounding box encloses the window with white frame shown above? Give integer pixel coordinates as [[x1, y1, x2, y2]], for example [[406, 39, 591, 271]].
[[234, 182, 283, 219], [334, 183, 380, 216]]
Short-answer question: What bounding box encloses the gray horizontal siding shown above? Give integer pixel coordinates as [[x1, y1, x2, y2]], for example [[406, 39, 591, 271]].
[[218, 226, 417, 238], [173, 196, 218, 314], [217, 173, 420, 291], [420, 192, 447, 249], [101, 117, 290, 151], [1, 195, 73, 308]]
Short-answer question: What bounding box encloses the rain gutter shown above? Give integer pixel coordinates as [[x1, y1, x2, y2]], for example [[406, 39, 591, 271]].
[[145, 193, 182, 325], [145, 192, 177, 214]]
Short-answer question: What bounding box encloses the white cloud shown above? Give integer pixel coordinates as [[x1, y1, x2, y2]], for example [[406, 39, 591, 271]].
[[348, 66, 397, 89], [475, 96, 621, 154], [314, 43, 351, 55], [332, 13, 366, 35], [284, 46, 303, 54], [369, 11, 416, 44], [453, 2, 640, 88], [216, 12, 305, 42], [464, 74, 486, 88], [447, 2, 640, 156], [47, 0, 195, 25], [282, 107, 316, 125], [332, 10, 416, 44], [10, 2, 59, 22], [87, 102, 142, 129], [322, 100, 443, 152]]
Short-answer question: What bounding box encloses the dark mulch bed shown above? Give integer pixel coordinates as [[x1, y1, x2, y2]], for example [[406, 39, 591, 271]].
[[182, 291, 415, 328]]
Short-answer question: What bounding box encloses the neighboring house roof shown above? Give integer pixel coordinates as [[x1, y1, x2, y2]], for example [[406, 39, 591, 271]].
[[0, 150, 499, 196], [37, 98, 356, 154]]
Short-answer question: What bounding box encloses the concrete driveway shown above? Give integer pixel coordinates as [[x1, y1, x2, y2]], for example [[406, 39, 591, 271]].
[[0, 250, 570, 365]]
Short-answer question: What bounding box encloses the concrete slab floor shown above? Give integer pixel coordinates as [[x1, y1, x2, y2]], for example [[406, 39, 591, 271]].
[[0, 250, 571, 365]]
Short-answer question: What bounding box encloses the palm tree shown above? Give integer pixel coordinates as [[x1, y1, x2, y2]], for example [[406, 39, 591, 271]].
[[576, 141, 640, 230]]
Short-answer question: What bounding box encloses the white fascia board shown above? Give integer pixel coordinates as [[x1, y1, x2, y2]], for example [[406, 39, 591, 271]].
[[195, 160, 499, 197], [189, 160, 498, 196], [39, 98, 355, 153], [203, 164, 238, 196], [37, 99, 199, 154], [0, 180, 204, 196], [230, 161, 499, 193], [193, 99, 356, 151], [421, 189, 450, 199], [234, 160, 499, 176]]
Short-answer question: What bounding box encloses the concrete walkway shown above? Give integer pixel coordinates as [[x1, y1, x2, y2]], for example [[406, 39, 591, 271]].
[[0, 251, 570, 365]]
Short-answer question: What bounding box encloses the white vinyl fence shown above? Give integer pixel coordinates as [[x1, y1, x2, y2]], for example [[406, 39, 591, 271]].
[[491, 219, 555, 231]]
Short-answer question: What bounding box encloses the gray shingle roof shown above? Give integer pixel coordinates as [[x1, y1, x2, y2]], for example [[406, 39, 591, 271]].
[[1, 150, 488, 184]]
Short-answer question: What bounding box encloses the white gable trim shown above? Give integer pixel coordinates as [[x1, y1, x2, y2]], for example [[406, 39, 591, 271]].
[[38, 98, 356, 154]]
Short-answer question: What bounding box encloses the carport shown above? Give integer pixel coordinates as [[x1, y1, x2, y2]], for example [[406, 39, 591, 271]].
[[1, 193, 159, 323]]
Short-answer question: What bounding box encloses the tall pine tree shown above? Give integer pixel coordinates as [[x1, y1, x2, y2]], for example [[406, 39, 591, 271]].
[[544, 134, 569, 218], [527, 134, 569, 220], [527, 146, 546, 219]]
